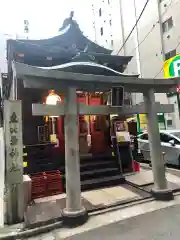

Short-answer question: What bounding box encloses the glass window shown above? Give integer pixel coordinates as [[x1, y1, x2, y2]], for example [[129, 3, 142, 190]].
[[165, 49, 176, 60], [174, 138, 180, 145], [140, 134, 148, 140], [100, 27, 103, 36], [99, 8, 102, 17], [160, 133, 173, 143], [162, 17, 173, 33], [171, 132, 180, 141], [171, 132, 180, 138]]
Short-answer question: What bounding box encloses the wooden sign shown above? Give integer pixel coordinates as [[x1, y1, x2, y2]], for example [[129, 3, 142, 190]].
[[115, 121, 125, 132]]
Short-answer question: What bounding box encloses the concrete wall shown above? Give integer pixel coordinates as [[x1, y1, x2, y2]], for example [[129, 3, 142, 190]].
[[0, 32, 7, 73], [86, 0, 180, 128]]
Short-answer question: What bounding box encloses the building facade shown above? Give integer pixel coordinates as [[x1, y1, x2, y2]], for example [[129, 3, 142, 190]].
[[86, 0, 180, 128]]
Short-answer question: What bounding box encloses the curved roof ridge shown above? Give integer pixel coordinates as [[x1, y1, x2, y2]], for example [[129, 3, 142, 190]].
[[37, 61, 139, 77]]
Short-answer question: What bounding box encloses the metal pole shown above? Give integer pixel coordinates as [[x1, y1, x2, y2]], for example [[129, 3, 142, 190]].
[[143, 88, 173, 200], [62, 87, 87, 225]]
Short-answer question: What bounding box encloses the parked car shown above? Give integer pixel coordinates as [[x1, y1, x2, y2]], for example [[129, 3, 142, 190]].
[[138, 130, 180, 166]]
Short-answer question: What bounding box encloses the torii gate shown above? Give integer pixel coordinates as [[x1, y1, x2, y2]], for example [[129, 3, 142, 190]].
[[4, 61, 180, 225]]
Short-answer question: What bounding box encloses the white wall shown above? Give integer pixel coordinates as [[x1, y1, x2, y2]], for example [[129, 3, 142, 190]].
[[0, 32, 7, 73]]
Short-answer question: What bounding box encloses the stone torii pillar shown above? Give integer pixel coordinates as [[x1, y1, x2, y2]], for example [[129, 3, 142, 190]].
[[32, 87, 88, 226], [62, 87, 88, 226], [143, 88, 173, 200]]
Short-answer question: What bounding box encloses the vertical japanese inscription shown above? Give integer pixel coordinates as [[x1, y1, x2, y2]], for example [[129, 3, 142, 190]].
[[9, 112, 19, 173], [4, 101, 23, 185]]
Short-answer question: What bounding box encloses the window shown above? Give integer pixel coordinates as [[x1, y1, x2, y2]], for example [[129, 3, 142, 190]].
[[99, 8, 102, 17], [165, 49, 176, 60], [100, 27, 103, 36], [139, 134, 148, 140], [174, 139, 180, 145], [160, 133, 173, 143], [111, 39, 114, 46], [109, 19, 112, 26], [171, 132, 180, 139], [160, 133, 180, 145], [162, 17, 173, 33]]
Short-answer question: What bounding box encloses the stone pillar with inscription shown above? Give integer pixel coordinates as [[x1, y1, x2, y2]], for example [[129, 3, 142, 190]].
[[4, 100, 24, 224]]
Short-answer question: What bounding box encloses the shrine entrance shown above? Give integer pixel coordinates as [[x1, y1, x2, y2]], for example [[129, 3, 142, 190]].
[[3, 12, 180, 226], [3, 60, 178, 226]]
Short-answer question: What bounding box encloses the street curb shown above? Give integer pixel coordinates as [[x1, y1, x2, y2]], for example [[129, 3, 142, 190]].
[[0, 196, 154, 239], [0, 221, 63, 240]]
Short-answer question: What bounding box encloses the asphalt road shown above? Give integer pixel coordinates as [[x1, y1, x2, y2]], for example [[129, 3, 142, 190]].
[[66, 204, 180, 240]]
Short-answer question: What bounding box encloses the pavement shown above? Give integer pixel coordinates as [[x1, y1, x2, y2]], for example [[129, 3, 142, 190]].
[[25, 193, 180, 239], [3, 165, 180, 239], [65, 204, 180, 240], [25, 184, 150, 228]]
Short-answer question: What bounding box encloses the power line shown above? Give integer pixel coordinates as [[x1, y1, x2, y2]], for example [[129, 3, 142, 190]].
[[128, 0, 177, 56], [117, 0, 150, 55]]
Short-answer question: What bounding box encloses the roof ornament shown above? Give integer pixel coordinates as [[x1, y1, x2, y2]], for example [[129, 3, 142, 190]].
[[69, 11, 74, 20], [59, 11, 78, 32]]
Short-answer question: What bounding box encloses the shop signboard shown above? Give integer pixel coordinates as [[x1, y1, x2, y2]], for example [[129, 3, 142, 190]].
[[137, 113, 166, 133], [114, 121, 130, 142], [164, 54, 180, 96]]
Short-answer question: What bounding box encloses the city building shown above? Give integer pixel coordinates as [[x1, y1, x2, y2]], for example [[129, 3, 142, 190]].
[[126, 0, 180, 128], [86, 0, 180, 128]]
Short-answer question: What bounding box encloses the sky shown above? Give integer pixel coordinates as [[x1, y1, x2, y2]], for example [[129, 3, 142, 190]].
[[0, 0, 78, 39], [0, 0, 93, 72], [0, 0, 136, 73]]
